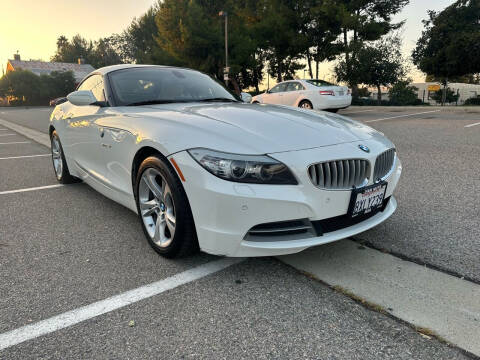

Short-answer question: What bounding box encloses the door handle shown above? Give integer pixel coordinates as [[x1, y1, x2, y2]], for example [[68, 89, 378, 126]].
[[101, 143, 111, 149]]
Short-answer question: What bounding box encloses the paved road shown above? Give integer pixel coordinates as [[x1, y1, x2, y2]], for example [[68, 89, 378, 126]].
[[0, 107, 52, 134], [0, 107, 478, 358], [339, 108, 480, 281]]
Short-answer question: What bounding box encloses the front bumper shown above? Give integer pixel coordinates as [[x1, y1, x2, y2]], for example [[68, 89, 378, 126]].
[[170, 141, 402, 257]]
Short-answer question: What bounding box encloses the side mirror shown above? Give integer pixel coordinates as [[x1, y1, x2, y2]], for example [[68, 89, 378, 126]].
[[67, 90, 97, 106], [265, 89, 271, 94], [240, 92, 252, 103]]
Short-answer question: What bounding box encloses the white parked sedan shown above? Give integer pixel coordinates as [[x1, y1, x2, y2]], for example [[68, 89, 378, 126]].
[[50, 64, 401, 258], [251, 79, 351, 112]]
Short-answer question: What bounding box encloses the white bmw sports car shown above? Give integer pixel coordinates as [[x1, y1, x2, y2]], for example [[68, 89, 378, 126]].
[[50, 65, 401, 258]]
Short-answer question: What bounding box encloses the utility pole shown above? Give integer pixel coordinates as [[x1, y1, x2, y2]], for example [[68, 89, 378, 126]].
[[219, 11, 228, 86]]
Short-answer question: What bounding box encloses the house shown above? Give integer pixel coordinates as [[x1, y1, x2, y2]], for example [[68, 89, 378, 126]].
[[6, 53, 95, 84]]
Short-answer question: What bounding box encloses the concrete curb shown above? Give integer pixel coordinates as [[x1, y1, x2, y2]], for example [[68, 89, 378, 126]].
[[0, 118, 50, 148], [279, 240, 480, 357]]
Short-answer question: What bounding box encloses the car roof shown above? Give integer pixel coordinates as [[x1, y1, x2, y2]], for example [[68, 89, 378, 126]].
[[90, 64, 190, 76]]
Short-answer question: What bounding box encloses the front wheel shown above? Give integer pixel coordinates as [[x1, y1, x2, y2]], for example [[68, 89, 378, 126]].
[[135, 156, 198, 258], [50, 130, 78, 184], [326, 108, 339, 113], [299, 100, 313, 110]]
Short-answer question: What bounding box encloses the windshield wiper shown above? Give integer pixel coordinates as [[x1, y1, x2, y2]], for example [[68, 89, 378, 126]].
[[196, 97, 239, 103], [125, 99, 181, 106]]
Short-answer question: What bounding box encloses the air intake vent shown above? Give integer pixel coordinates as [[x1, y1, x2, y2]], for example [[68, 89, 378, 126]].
[[245, 219, 314, 241], [308, 159, 369, 189], [373, 149, 395, 181]]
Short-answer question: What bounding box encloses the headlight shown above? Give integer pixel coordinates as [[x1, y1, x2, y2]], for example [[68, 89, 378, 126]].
[[187, 148, 297, 185]]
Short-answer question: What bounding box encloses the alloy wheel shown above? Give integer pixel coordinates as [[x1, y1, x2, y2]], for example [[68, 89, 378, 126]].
[[51, 135, 63, 179], [138, 168, 176, 248]]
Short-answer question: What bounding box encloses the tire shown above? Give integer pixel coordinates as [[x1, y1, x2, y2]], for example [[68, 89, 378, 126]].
[[135, 156, 198, 258], [252, 101, 260, 104], [50, 130, 78, 184], [326, 108, 339, 113], [299, 100, 313, 110]]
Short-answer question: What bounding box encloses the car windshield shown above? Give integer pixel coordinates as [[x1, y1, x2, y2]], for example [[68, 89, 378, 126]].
[[109, 67, 238, 106], [306, 79, 336, 87]]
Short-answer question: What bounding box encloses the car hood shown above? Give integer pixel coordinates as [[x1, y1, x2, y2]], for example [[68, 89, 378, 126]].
[[116, 102, 379, 154]]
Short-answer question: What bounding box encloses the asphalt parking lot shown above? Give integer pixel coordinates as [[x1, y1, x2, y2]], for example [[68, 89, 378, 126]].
[[0, 106, 479, 359]]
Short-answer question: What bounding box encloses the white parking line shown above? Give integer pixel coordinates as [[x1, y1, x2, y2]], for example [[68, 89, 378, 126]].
[[365, 110, 442, 123], [0, 184, 63, 195], [341, 109, 374, 115], [0, 128, 9, 131], [0, 133, 16, 137], [0, 141, 30, 145], [465, 121, 480, 128], [0, 257, 243, 351], [0, 154, 50, 160]]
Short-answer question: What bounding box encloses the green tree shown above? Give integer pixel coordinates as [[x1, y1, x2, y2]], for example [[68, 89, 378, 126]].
[[388, 80, 420, 105], [114, 5, 176, 65], [357, 87, 371, 98], [301, 0, 343, 79], [251, 0, 307, 82], [413, 1, 480, 80], [90, 37, 123, 68], [51, 34, 123, 68], [156, 0, 224, 74], [430, 88, 459, 104], [336, 34, 406, 103], [0, 70, 42, 105], [51, 34, 93, 64], [41, 71, 76, 99], [412, 0, 480, 103], [155, 0, 264, 92], [0, 70, 76, 106], [336, 0, 409, 93]]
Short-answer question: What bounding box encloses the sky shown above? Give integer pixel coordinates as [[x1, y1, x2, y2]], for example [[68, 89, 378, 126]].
[[1, 0, 456, 82]]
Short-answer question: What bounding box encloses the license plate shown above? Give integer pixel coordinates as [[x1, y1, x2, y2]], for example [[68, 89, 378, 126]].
[[348, 182, 387, 218]]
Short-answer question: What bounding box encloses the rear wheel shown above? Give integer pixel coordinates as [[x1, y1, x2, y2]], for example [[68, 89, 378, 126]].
[[135, 156, 198, 258], [50, 130, 78, 184], [299, 100, 313, 110]]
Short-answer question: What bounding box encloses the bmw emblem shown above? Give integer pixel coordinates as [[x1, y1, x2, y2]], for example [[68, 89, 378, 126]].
[[159, 203, 166, 212], [358, 144, 370, 153]]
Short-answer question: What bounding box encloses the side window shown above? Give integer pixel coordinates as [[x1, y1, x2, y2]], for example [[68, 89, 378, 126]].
[[286, 82, 304, 92], [269, 84, 281, 93], [270, 83, 287, 93], [77, 75, 105, 102], [77, 75, 98, 91]]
